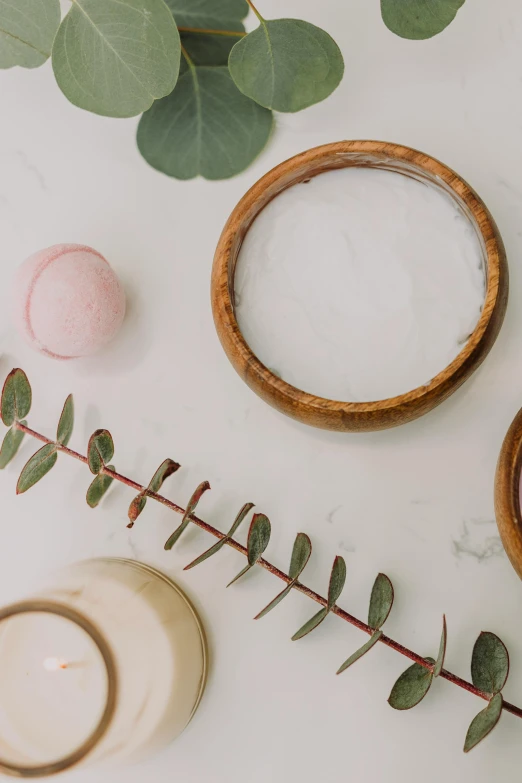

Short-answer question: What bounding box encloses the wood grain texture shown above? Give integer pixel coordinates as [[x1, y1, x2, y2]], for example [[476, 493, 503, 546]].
[[211, 141, 508, 432], [495, 408, 522, 579]]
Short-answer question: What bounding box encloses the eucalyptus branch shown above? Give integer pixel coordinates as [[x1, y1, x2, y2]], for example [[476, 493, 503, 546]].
[[177, 27, 246, 37], [0, 369, 518, 753]]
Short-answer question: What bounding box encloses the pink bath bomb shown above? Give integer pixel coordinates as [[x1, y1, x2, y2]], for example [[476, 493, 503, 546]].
[[13, 244, 126, 360]]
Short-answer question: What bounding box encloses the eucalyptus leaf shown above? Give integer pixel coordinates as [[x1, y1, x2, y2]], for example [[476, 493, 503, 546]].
[[180, 32, 242, 66], [434, 615, 447, 678], [254, 583, 293, 620], [337, 630, 383, 675], [52, 0, 180, 118], [137, 64, 273, 180], [0, 0, 60, 69], [56, 395, 74, 447], [247, 513, 271, 566], [128, 492, 147, 526], [128, 458, 180, 527], [164, 481, 210, 550], [229, 19, 344, 113], [464, 693, 503, 753], [185, 502, 254, 570], [165, 0, 247, 30], [0, 423, 26, 469], [289, 533, 312, 580], [381, 0, 465, 40], [86, 467, 115, 508], [327, 556, 346, 608], [1, 369, 32, 426], [226, 563, 251, 588], [368, 573, 394, 630], [471, 632, 509, 695], [388, 658, 435, 710], [88, 430, 114, 475], [292, 608, 328, 641], [16, 444, 57, 494]]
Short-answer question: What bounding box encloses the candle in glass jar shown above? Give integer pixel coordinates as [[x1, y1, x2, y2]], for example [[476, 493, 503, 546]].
[[0, 559, 206, 776], [234, 167, 486, 402]]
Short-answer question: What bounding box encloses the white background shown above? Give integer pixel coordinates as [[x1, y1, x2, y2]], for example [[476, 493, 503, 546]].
[[1, 0, 522, 779]]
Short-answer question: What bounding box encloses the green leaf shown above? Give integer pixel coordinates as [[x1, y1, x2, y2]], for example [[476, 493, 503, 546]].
[[0, 423, 26, 469], [226, 511, 269, 585], [137, 63, 273, 181], [181, 32, 241, 66], [328, 556, 346, 608], [1, 369, 32, 426], [128, 458, 180, 527], [247, 513, 271, 565], [56, 395, 74, 446], [471, 632, 509, 695], [289, 533, 312, 580], [16, 444, 57, 494], [86, 467, 115, 508], [229, 19, 344, 113], [434, 615, 447, 677], [52, 0, 180, 118], [368, 573, 394, 630], [164, 481, 210, 550], [87, 430, 114, 475], [165, 0, 247, 29], [337, 630, 383, 675], [291, 608, 328, 641], [254, 583, 293, 620], [0, 0, 60, 69], [185, 502, 254, 570], [464, 693, 503, 753], [388, 658, 435, 710], [381, 0, 465, 40]]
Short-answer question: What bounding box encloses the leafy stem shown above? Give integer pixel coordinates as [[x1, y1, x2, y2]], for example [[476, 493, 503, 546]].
[[246, 0, 265, 23], [180, 42, 195, 68], [177, 26, 246, 37], [8, 416, 522, 722]]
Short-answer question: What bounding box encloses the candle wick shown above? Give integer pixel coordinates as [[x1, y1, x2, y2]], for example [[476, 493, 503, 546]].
[[43, 657, 83, 671]]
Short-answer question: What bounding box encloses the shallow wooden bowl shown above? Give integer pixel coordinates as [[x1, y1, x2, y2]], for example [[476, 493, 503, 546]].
[[495, 410, 522, 579], [211, 141, 508, 432]]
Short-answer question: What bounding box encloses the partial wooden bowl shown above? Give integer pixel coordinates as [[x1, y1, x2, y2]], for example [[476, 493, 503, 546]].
[[495, 410, 522, 579], [211, 141, 508, 432]]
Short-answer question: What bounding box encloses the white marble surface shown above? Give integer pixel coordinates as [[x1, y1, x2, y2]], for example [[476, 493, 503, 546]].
[[1, 0, 522, 779]]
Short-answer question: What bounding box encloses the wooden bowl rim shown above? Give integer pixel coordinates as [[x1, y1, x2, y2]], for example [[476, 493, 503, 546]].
[[212, 140, 504, 419], [495, 407, 522, 579]]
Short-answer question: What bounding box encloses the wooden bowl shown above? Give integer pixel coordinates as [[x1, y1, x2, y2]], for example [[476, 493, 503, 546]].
[[495, 410, 522, 579], [211, 141, 508, 432]]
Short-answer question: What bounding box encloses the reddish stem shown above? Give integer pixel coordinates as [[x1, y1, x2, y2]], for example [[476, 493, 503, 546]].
[[13, 421, 522, 720]]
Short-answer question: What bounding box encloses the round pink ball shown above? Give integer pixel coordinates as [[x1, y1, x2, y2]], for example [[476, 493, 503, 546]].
[[13, 244, 126, 360]]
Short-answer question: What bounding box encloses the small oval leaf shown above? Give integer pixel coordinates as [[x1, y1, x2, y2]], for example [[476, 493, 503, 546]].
[[471, 632, 509, 695], [433, 615, 447, 678], [127, 492, 147, 527], [52, 0, 181, 118], [88, 429, 114, 475], [148, 458, 180, 494], [86, 468, 115, 508], [388, 658, 434, 710], [56, 395, 74, 446], [16, 444, 57, 494], [185, 502, 254, 571], [247, 513, 271, 566], [381, 0, 465, 40], [0, 0, 60, 69], [226, 563, 252, 588], [464, 693, 503, 753], [337, 630, 383, 675], [289, 533, 312, 580], [0, 423, 26, 469], [1, 369, 32, 426], [368, 573, 394, 630], [254, 584, 293, 620], [229, 19, 344, 112], [328, 556, 346, 608], [164, 481, 210, 550], [291, 608, 328, 641]]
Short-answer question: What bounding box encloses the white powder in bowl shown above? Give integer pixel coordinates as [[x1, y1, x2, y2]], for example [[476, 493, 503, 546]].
[[234, 167, 485, 402]]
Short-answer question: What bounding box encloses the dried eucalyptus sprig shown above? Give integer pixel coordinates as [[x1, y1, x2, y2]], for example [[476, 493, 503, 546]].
[[0, 367, 518, 753]]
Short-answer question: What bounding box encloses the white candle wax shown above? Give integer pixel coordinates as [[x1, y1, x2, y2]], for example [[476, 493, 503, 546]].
[[0, 559, 206, 774], [235, 167, 486, 402]]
